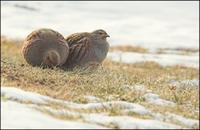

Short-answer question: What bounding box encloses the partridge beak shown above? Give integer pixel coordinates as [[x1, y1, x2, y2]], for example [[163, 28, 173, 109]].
[[105, 34, 110, 37]]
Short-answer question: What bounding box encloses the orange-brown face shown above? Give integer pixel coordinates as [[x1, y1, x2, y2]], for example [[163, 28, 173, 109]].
[[92, 29, 110, 40]]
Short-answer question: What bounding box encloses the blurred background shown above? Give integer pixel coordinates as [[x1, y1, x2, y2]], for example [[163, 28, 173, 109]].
[[1, 1, 199, 50]]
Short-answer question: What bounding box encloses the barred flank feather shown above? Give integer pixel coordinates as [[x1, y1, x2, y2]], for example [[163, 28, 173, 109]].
[[63, 29, 109, 69]]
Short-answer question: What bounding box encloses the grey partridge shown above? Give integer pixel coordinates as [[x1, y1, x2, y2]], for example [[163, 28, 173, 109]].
[[22, 28, 69, 68], [63, 29, 110, 69]]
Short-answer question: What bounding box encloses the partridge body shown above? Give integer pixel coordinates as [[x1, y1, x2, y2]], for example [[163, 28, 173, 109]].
[[63, 29, 110, 69], [22, 28, 69, 67]]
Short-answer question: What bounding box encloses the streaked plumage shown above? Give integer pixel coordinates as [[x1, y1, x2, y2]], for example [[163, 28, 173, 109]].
[[63, 29, 110, 69]]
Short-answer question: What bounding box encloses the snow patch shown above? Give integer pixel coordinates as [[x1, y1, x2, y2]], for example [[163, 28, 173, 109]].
[[83, 95, 101, 103], [166, 113, 199, 128], [1, 101, 106, 129], [151, 112, 199, 128], [37, 106, 182, 129], [1, 86, 198, 129], [1, 87, 151, 115], [65, 101, 150, 114], [107, 51, 199, 68], [123, 85, 176, 107], [143, 93, 176, 106], [1, 1, 199, 50], [1, 87, 51, 104], [123, 85, 152, 93], [155, 49, 199, 56], [82, 114, 182, 129], [170, 79, 199, 88]]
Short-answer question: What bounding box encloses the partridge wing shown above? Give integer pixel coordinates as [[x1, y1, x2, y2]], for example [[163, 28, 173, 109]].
[[65, 37, 91, 66], [66, 32, 90, 47]]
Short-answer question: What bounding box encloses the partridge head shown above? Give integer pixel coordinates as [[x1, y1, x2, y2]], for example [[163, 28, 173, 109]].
[[91, 29, 110, 40]]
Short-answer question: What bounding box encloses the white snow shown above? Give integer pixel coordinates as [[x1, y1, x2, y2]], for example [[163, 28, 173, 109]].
[[0, 87, 152, 114], [82, 114, 182, 129], [1, 1, 199, 50], [66, 101, 150, 113], [143, 93, 176, 106], [1, 86, 198, 129], [1, 87, 51, 104], [35, 105, 182, 129], [1, 87, 84, 107], [151, 112, 199, 128], [1, 1, 198, 70], [123, 85, 176, 107], [155, 49, 199, 55], [169, 79, 199, 88], [123, 85, 152, 93], [195, 107, 199, 113], [107, 51, 199, 68], [166, 113, 199, 128], [1, 101, 106, 129], [150, 112, 199, 128], [125, 85, 176, 107], [122, 84, 199, 128], [121, 106, 151, 115], [83, 95, 101, 103]]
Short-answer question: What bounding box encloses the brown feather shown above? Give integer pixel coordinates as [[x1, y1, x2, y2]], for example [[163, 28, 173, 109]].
[[64, 37, 91, 68], [66, 32, 90, 47], [22, 28, 69, 67], [63, 29, 109, 69]]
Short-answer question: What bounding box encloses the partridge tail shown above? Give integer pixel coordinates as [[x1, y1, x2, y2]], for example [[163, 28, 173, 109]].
[[43, 50, 61, 67]]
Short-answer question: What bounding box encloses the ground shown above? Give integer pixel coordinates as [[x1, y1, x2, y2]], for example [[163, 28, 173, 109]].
[[1, 37, 199, 129]]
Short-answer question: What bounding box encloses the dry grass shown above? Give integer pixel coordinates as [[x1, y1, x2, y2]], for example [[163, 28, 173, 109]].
[[1, 37, 199, 125], [156, 48, 199, 55], [109, 44, 199, 56], [109, 45, 148, 53]]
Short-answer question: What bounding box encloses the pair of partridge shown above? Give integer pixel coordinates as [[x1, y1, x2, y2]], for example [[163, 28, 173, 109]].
[[22, 28, 110, 69]]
